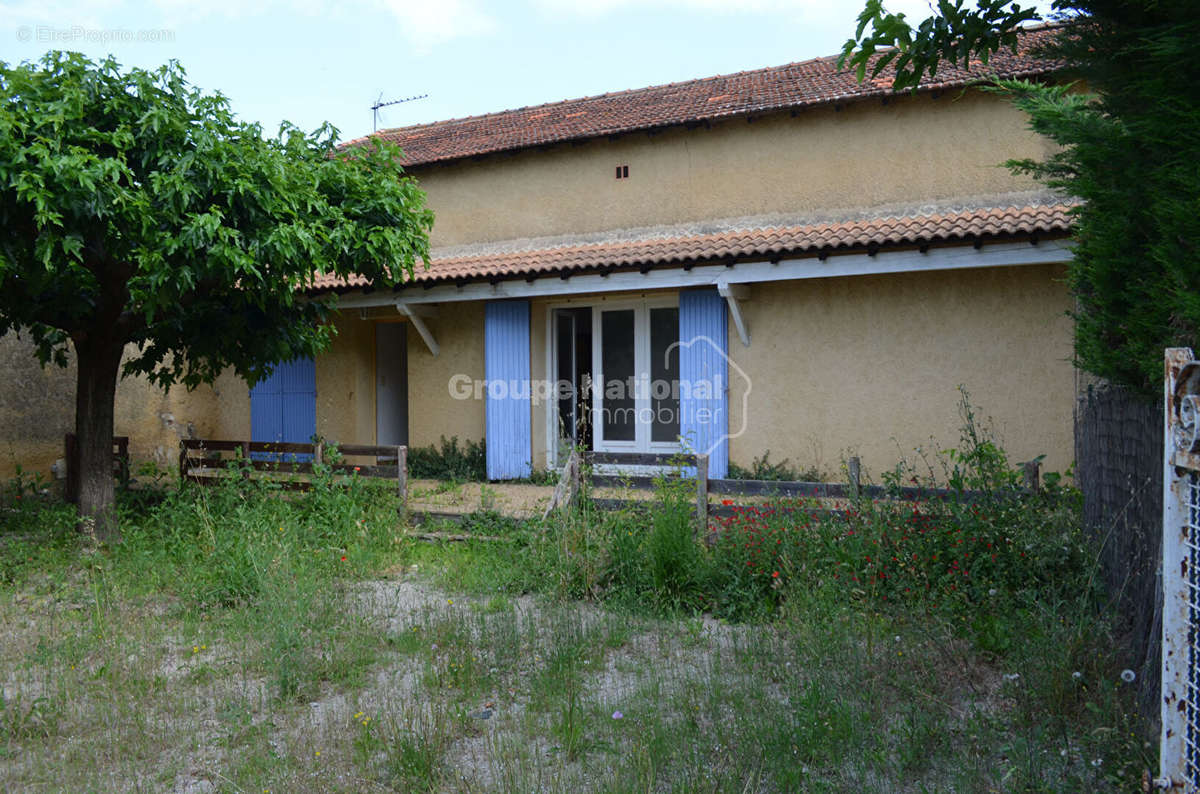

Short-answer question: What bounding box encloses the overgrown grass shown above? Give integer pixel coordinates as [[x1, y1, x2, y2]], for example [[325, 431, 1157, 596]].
[[0, 395, 1156, 791]]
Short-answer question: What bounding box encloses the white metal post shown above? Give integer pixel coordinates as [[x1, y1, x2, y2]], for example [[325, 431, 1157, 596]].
[[1161, 347, 1199, 790]]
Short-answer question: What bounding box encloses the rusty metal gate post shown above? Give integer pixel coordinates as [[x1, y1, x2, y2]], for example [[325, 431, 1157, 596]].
[[1160, 347, 1200, 790]]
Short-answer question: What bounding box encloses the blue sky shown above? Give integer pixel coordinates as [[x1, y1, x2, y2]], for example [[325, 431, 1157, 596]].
[[3, 0, 999, 143]]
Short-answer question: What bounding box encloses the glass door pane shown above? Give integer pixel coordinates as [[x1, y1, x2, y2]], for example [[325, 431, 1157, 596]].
[[555, 311, 576, 444], [600, 309, 636, 443], [649, 307, 680, 443]]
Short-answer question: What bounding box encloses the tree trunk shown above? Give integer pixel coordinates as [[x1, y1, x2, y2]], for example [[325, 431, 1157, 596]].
[[73, 337, 124, 543]]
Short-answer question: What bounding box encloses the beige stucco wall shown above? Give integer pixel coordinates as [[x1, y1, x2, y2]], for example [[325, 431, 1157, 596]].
[[0, 332, 246, 482], [413, 89, 1054, 248], [316, 315, 377, 447], [724, 263, 1075, 479], [406, 303, 486, 449]]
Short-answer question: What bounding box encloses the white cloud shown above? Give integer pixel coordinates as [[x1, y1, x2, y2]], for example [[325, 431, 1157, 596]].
[[531, 0, 932, 17], [377, 0, 496, 52], [529, 0, 1012, 24], [1, 0, 497, 52]]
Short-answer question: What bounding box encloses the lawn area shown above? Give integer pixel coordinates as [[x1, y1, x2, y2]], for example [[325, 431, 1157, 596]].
[[0, 428, 1154, 792]]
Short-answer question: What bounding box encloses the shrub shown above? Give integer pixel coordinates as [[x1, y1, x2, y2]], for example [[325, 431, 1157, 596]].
[[407, 436, 486, 482], [727, 451, 820, 482], [708, 391, 1089, 621]]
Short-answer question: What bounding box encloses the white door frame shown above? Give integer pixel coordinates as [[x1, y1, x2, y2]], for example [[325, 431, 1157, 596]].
[[544, 294, 681, 468]]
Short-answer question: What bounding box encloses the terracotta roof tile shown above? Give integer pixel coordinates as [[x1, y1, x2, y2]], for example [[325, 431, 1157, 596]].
[[313, 203, 1074, 293], [346, 27, 1062, 168]]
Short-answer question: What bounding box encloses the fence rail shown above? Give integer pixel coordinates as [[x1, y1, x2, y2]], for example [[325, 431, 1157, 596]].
[[577, 450, 1036, 534], [179, 439, 407, 499]]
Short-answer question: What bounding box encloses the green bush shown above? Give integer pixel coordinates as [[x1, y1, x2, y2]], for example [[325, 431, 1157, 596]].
[[407, 436, 486, 482], [727, 451, 820, 482], [708, 393, 1088, 621]]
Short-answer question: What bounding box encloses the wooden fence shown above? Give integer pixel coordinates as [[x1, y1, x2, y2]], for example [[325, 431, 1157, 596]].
[[63, 434, 130, 504], [574, 450, 1037, 533], [179, 439, 407, 499]]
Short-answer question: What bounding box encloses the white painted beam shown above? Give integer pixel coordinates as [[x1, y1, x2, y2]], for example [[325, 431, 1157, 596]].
[[399, 304, 439, 357], [717, 282, 751, 347], [332, 239, 1073, 310]]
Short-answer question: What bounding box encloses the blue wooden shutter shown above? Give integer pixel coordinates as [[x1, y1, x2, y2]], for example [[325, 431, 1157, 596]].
[[250, 368, 282, 448], [251, 357, 316, 461], [679, 288, 729, 478], [485, 301, 532, 480]]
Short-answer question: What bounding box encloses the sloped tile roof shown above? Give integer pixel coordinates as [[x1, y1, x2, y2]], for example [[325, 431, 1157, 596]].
[[313, 203, 1074, 292], [346, 26, 1062, 168]]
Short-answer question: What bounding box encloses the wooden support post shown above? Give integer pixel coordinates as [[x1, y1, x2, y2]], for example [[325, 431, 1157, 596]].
[[1023, 460, 1041, 494], [313, 439, 324, 468], [848, 456, 861, 500], [178, 442, 189, 484], [542, 449, 580, 520], [115, 437, 130, 489], [242, 441, 252, 480], [695, 453, 709, 535], [396, 445, 408, 503]]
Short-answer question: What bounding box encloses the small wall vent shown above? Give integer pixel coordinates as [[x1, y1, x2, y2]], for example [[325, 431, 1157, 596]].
[[615, 165, 629, 179]]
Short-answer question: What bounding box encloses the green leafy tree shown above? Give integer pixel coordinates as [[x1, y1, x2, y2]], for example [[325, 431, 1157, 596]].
[[0, 53, 433, 539], [842, 1, 1200, 394]]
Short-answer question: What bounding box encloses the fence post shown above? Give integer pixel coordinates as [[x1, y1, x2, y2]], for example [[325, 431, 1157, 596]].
[[178, 441, 189, 484], [313, 439, 324, 468], [847, 456, 861, 500], [695, 453, 709, 535], [115, 437, 130, 489], [1022, 460, 1041, 494], [396, 445, 408, 504], [242, 441, 252, 481]]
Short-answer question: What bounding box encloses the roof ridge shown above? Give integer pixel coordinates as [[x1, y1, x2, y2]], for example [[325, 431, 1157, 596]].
[[347, 21, 1065, 149]]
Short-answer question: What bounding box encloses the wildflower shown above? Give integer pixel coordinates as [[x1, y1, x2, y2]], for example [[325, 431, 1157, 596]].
[[341, 555, 347, 561], [354, 466, 361, 472], [772, 571, 780, 579], [448, 599, 454, 605], [612, 711, 624, 720], [1072, 671, 1082, 681], [354, 711, 364, 719], [1003, 673, 1020, 682], [1120, 669, 1136, 683]]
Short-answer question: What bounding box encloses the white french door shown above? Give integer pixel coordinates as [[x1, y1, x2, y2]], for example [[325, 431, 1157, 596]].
[[591, 297, 680, 454]]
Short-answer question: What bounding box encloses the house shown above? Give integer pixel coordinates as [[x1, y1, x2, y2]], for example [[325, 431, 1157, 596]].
[[0, 28, 1076, 484]]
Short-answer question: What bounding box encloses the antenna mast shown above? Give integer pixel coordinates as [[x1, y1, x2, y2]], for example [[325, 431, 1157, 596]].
[[371, 92, 429, 132]]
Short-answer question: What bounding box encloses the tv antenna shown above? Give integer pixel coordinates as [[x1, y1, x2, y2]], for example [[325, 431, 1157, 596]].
[[371, 92, 429, 132]]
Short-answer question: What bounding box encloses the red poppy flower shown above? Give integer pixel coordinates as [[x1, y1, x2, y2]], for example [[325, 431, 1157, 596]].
[[341, 555, 347, 561], [772, 571, 779, 579], [721, 499, 733, 506]]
